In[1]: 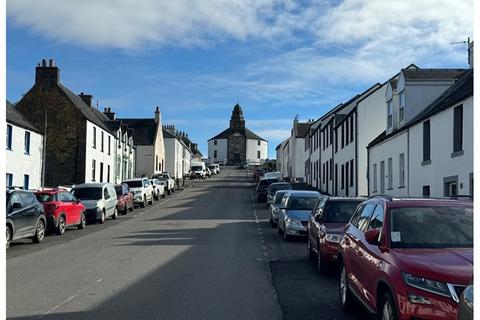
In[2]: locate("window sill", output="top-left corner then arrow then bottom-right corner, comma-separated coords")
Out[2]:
387,188 -> 393,191
398,185 -> 405,189
451,150 -> 464,158
421,160 -> 431,166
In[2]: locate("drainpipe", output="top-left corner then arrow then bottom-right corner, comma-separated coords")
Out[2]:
355,109 -> 359,196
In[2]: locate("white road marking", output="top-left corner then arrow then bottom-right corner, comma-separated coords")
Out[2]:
40,295 -> 77,317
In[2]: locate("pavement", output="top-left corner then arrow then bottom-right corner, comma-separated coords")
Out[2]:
7,168 -> 369,320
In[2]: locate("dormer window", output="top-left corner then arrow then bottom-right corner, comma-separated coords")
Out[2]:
387,100 -> 393,129
399,90 -> 405,123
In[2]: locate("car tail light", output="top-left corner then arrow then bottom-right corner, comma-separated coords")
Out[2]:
46,204 -> 58,211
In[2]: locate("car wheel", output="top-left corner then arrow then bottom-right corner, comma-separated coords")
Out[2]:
56,215 -> 66,235
317,247 -> 328,274
141,196 -> 146,208
277,223 -> 283,234
99,210 -> 106,224
32,219 -> 46,243
283,229 -> 290,241
128,203 -> 134,212
339,262 -> 353,311
379,291 -> 398,320
78,212 -> 86,229
162,193 -> 166,198
307,236 -> 315,260
148,193 -> 153,205
168,189 -> 171,195
112,207 -> 118,219
6,226 -> 11,249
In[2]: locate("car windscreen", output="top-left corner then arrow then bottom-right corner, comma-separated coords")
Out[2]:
390,206 -> 473,248
287,196 -> 319,210
71,188 -> 102,200
36,193 -> 55,202
191,166 -> 203,171
259,179 -> 276,186
322,200 -> 362,223
208,165 -> 215,169
268,183 -> 291,194
124,180 -> 143,188
274,191 -> 287,204
115,186 -> 123,195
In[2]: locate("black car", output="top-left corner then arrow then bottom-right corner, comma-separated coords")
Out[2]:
256,178 -> 280,202
6,189 -> 46,249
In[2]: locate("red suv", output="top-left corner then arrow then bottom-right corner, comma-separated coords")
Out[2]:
115,184 -> 134,215
338,196 -> 473,320
35,189 -> 86,235
307,197 -> 364,273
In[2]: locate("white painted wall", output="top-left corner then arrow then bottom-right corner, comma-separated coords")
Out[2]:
409,96 -> 473,197
6,124 -> 43,189
84,120 -> 116,183
246,139 -> 268,164
208,139 -> 228,164
114,130 -> 135,183
334,124 -> 355,197
135,145 -> 154,177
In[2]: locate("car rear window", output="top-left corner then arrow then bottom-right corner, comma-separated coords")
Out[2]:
36,193 -> 55,202
287,197 -> 319,210
191,166 -> 203,171
124,180 -> 142,188
322,200 -> 362,223
274,191 -> 288,204
71,187 -> 102,200
268,183 -> 292,194
390,206 -> 473,248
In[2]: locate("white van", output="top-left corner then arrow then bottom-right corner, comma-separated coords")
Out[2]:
71,183 -> 118,224
190,162 -> 206,180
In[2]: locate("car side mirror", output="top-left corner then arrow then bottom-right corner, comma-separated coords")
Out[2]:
365,229 -> 381,245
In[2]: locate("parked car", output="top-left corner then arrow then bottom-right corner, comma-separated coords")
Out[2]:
114,183 -> 134,215
277,190 -> 323,241
207,164 -> 219,175
338,196 -> 473,320
152,172 -> 175,194
256,177 -> 280,202
269,190 -> 290,227
149,179 -> 166,200
6,189 -> 46,248
123,178 -> 154,208
253,168 -> 265,182
264,171 -> 283,181
266,182 -> 292,208
205,167 -> 212,178
457,283 -> 473,320
35,188 -> 87,235
190,164 -> 206,180
71,183 -> 118,223
307,197 -> 364,273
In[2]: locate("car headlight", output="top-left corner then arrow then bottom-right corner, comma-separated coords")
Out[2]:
134,190 -> 142,195
325,234 -> 342,243
402,273 -> 451,298
286,218 -> 301,226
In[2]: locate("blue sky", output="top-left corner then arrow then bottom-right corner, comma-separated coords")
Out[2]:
6,0 -> 472,158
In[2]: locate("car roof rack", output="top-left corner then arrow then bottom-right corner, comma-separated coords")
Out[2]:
369,194 -> 393,201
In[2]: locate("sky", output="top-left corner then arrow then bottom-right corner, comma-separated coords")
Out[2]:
6,0 -> 473,158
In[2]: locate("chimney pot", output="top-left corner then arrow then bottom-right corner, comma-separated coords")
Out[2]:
41,59 -> 47,67
49,59 -> 54,67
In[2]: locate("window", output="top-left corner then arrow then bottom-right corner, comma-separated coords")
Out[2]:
368,205 -> 384,231
92,159 -> 96,181
214,150 -> 217,158
24,131 -> 30,154
103,188 -> 110,200
423,120 -> 431,163
387,157 -> 393,189
345,119 -> 349,146
334,164 -> 338,195
93,127 -> 96,148
341,164 -> 345,190
214,140 -> 217,146
257,140 -> 261,146
257,150 -> 261,159
355,203 -> 376,232
101,131 -> 104,152
373,163 -> 378,192
99,162 -> 104,182
350,116 -> 354,142
23,175 -> 29,190
58,192 -> 69,202
444,176 -> 458,197
322,163 -> 325,183
380,161 -> 385,193
399,153 -> 405,187
350,159 -> 354,187
329,159 -> 333,181
399,91 -> 405,123
6,173 -> 13,187
341,123 -> 344,148
108,136 -> 111,155
453,105 -> 463,154
345,161 -> 349,195
107,165 -> 110,183
387,100 -> 393,129
326,160 -> 329,182
6,124 -> 12,150
422,185 -> 430,197
335,129 -> 338,152
156,155 -> 158,171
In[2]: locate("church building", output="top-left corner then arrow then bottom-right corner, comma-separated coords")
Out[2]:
208,104 -> 268,165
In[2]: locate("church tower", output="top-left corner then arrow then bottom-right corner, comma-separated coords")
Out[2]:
230,104 -> 245,131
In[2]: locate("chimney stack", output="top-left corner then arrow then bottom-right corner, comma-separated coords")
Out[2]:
103,107 -> 116,120
35,58 -> 60,89
78,92 -> 93,107
155,106 -> 161,124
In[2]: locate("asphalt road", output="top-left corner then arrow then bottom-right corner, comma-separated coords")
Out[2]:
7,169 -> 369,320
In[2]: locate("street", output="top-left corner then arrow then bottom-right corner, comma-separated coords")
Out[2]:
7,169 -> 367,320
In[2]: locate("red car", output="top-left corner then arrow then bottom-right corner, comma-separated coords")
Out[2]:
35,189 -> 86,235
253,168 -> 265,182
115,184 -> 134,215
307,197 -> 364,273
338,196 -> 473,320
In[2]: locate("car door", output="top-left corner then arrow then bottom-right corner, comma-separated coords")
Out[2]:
108,186 -> 117,213
7,192 -> 29,237
309,199 -> 324,252
65,192 -> 81,225
103,187 -> 112,216
57,191 -> 70,224
18,192 -> 38,236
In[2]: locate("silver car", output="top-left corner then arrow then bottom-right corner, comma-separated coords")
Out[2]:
266,182 -> 292,208
71,183 -> 118,224
269,190 -> 290,227
277,190 -> 324,241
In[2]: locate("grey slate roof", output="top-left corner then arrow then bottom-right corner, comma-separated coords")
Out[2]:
368,69 -> 473,148
209,127 -> 267,141
402,68 -> 466,81
58,84 -> 113,134
6,100 -> 42,134
118,118 -> 157,145
295,123 -> 311,138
